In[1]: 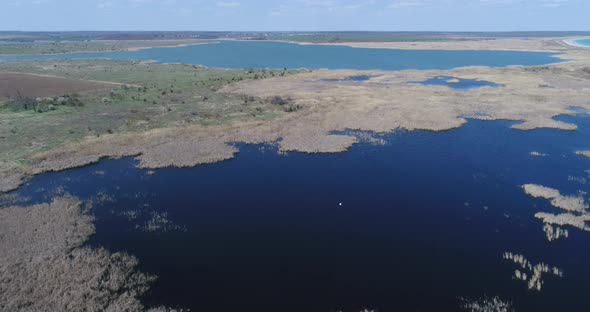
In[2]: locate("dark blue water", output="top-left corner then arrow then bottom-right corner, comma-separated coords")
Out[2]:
0,41 -> 562,70
8,113 -> 590,312
321,75 -> 377,82
415,76 -> 500,90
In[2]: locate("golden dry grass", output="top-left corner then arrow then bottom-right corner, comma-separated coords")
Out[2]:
301,37 -> 583,53
535,212 -> 590,231
461,296 -> 513,312
522,184 -> 588,212
502,252 -> 563,291
0,196 -> 180,312
522,184 -> 590,237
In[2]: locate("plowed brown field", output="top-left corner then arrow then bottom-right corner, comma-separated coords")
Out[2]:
0,72 -> 115,100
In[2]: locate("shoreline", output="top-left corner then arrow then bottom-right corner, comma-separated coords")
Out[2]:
126,40 -> 218,52
266,38 -> 566,53
3,59 -> 590,193
222,38 -> 559,52
0,38 -> 571,70
0,40 -> 214,57
564,38 -> 590,48
0,37 -> 581,59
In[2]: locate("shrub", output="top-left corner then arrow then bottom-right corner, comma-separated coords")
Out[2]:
268,95 -> 289,106
109,89 -> 124,100
65,93 -> 84,107
242,95 -> 257,104
284,104 -> 303,112
4,91 -> 37,111
20,97 -> 38,110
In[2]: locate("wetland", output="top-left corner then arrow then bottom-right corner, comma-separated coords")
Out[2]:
6,115 -> 590,312
2,36 -> 590,312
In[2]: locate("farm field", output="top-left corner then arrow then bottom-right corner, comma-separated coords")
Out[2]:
0,72 -> 118,100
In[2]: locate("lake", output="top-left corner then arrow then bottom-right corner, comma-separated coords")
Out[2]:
574,39 -> 590,48
8,113 -> 590,312
0,40 -> 562,70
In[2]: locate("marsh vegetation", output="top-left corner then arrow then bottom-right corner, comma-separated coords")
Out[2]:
0,196 -> 180,311
461,296 -> 513,312
502,253 -> 563,291
522,184 -> 590,238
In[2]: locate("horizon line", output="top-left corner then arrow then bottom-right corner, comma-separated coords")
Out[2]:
2,30 -> 590,33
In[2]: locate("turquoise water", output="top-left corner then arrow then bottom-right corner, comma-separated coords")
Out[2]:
0,41 -> 562,70
574,39 -> 590,47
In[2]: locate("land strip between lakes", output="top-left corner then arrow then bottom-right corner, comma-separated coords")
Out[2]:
1,41 -> 590,193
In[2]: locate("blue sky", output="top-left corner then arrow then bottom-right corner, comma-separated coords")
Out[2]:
2,0 -> 589,31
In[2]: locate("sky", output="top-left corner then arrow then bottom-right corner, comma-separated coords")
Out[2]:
1,0 -> 589,31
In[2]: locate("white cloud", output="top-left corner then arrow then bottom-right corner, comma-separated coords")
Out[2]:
217,1 -> 240,8
387,0 -> 574,9
388,0 -> 426,8
541,0 -> 568,7
270,0 -> 376,16
97,0 -> 113,9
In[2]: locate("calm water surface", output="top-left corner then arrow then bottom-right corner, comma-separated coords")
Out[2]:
321,75 -> 376,82
574,39 -> 590,47
9,114 -> 590,312
415,76 -> 500,90
0,41 -> 563,70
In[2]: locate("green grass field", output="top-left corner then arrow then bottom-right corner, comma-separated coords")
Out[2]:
0,59 -> 301,173
0,39 -> 207,55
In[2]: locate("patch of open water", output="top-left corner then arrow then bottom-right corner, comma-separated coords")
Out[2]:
320,75 -> 376,82
8,114 -> 590,312
413,76 -> 500,90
